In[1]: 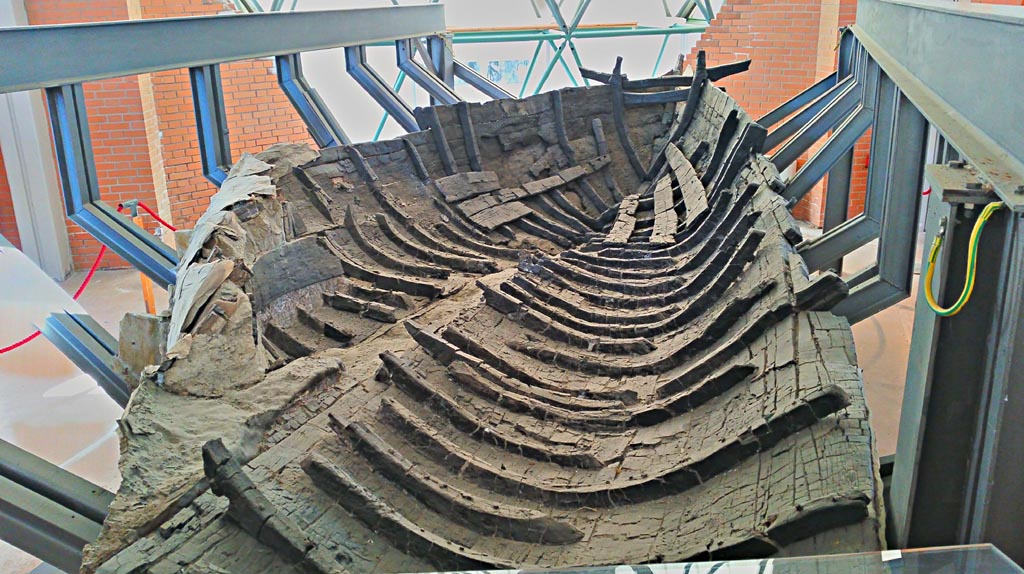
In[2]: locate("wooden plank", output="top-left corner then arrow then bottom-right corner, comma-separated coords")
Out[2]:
604,193 -> 640,243
650,175 -> 677,244
666,142 -> 709,226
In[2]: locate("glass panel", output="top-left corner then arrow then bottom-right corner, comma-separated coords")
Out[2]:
416,544 -> 1022,574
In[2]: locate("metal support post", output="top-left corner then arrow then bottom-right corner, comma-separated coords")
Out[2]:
427,34 -> 455,104
890,194 -> 1024,562
344,45 -> 418,133
39,311 -> 131,408
275,53 -> 349,148
395,38 -> 461,105
770,80 -> 862,171
781,106 -> 872,206
44,84 -> 178,287
0,439 -> 112,573
831,92 -> 927,323
189,64 -> 231,186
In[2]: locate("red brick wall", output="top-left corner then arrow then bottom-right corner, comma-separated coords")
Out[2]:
684,0 -> 824,120
792,0 -> 869,225
25,0 -> 160,270
0,148 -> 20,249
140,0 -> 313,228
682,0 -> 878,228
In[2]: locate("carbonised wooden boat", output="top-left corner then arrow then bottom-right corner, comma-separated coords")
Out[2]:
88,54 -> 882,574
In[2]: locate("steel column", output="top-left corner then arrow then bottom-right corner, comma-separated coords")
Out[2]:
395,38 -> 461,105
770,80 -> 862,171
275,53 -> 349,147
189,64 -> 231,186
890,199 -> 1013,554
427,34 -> 456,104
44,85 -> 178,287
831,92 -> 927,323
344,45 -> 418,133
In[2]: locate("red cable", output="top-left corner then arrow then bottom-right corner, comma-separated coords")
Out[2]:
0,245 -> 108,354
135,201 -> 177,232
0,206 -> 140,355
0,330 -> 41,354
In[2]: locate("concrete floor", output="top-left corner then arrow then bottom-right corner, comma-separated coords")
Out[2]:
0,239 -> 914,572
0,248 -> 166,574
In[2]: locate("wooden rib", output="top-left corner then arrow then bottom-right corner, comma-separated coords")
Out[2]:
321,234 -> 443,298
608,58 -> 647,178
700,109 -> 740,186
374,213 -> 496,274
550,90 -> 577,163
347,146 -> 382,192
377,383 -> 853,507
455,102 -> 483,171
342,206 -> 451,279
591,118 -> 623,202
650,174 -> 678,244
402,136 -> 430,181
301,452 -> 502,569
416,106 -> 458,175
479,280 -> 656,355
333,416 -> 584,544
381,352 -> 607,468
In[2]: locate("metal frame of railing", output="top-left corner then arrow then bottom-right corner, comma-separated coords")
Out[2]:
761,0 -> 1024,562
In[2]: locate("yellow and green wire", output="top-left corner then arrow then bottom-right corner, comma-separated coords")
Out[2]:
924,201 -> 1003,317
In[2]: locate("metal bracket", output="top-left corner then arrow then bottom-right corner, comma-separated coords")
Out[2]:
395,38 -> 461,106
276,53 -> 350,148
44,84 -> 178,288
927,162 -> 1000,206
344,45 -> 418,133
189,64 -> 232,186
38,311 -> 131,408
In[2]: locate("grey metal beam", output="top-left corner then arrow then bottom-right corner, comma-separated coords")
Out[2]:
770,80 -> 862,170
428,34 -> 456,103
344,45 -> 418,133
781,106 -> 871,205
831,274 -> 907,323
0,439 -> 113,526
395,38 -> 461,106
863,71 -> 898,223
875,92 -> 927,291
38,312 -> 131,408
275,53 -> 350,148
764,75 -> 855,152
45,86 -> 178,287
798,214 -> 880,273
853,0 -> 1024,211
189,64 -> 231,186
890,200 -> 1013,554
821,146 -> 856,273
0,475 -> 101,573
962,211 -> 1024,564
0,6 -> 446,93
453,60 -> 515,100
757,72 -> 838,130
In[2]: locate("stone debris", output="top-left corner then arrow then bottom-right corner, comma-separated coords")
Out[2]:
88,53 -> 881,574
